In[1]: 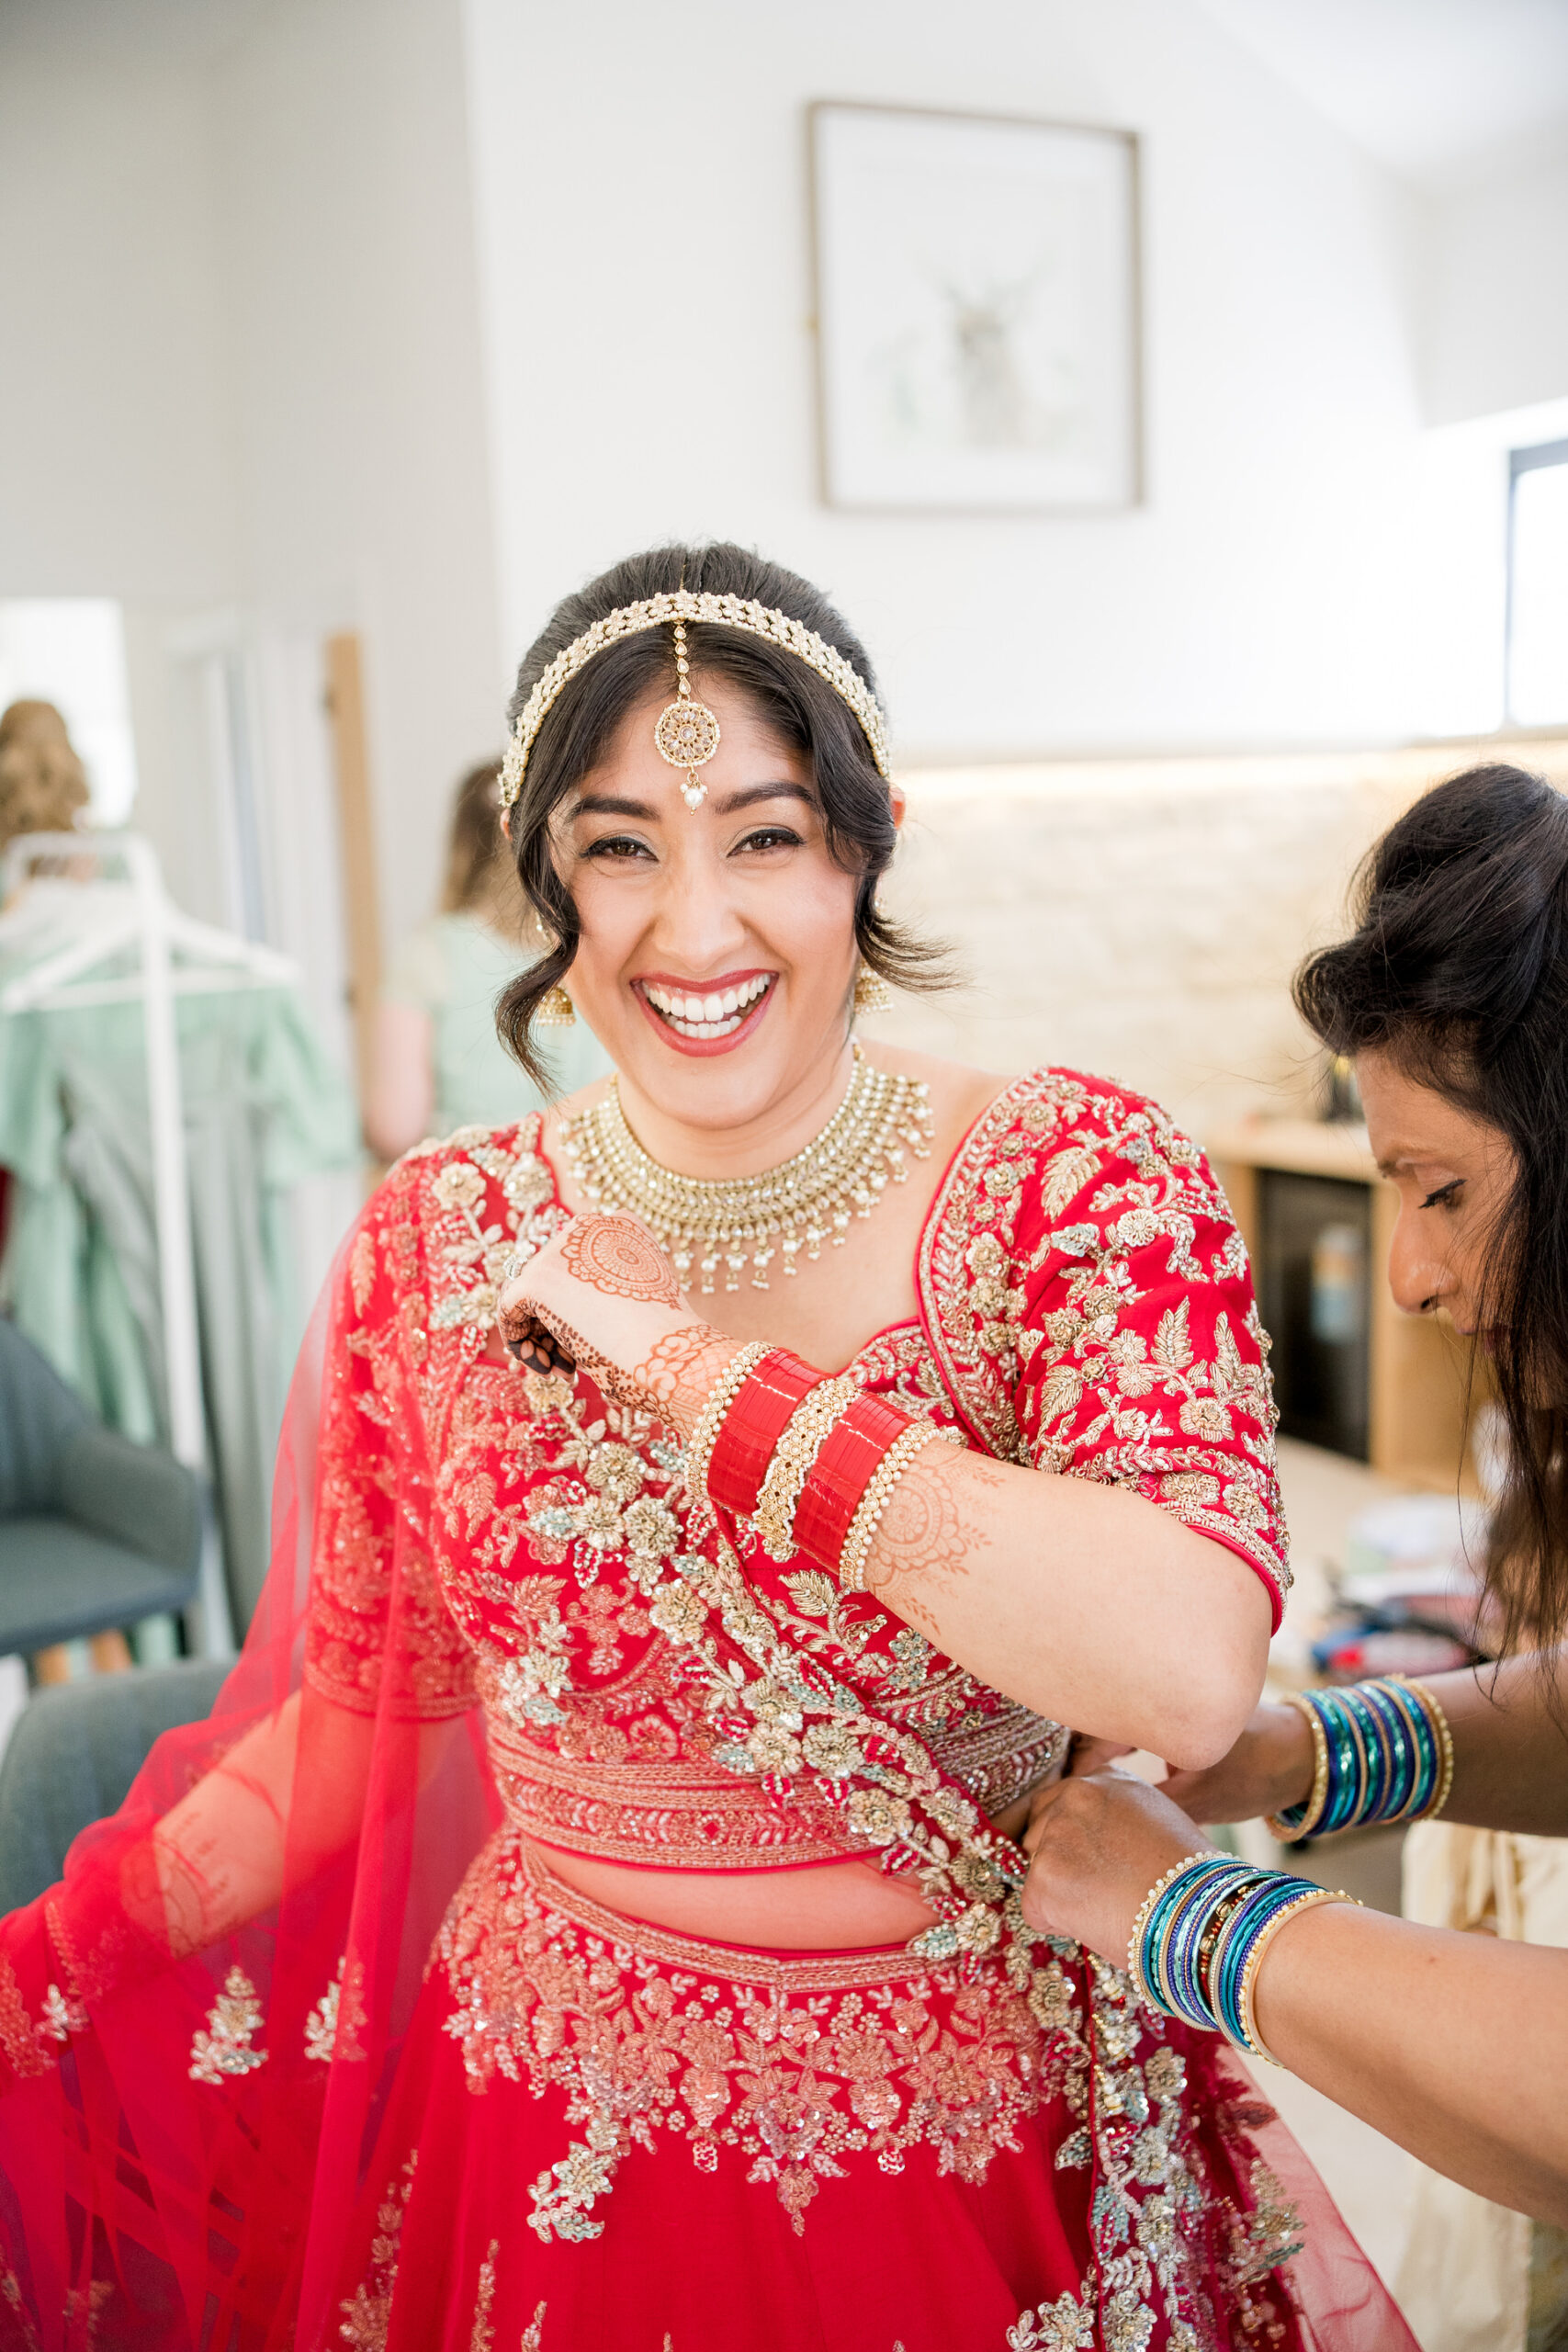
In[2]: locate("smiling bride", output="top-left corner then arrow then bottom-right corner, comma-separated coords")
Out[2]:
0,544 -> 1414,2351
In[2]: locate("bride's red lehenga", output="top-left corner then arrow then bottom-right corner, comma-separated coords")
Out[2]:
0,1069 -> 1415,2351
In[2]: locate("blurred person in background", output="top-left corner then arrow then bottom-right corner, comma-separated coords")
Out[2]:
366,756 -> 609,1158
0,700 -> 88,859
1023,764 -> 1568,2277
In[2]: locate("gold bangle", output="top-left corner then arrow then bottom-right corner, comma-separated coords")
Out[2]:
1236,1887 -> 1359,2066
754,1377 -> 860,1562
1398,1675 -> 1456,1822
1125,1851 -> 1224,2012
836,1419 -> 948,1593
1264,1690 -> 1330,1843
684,1341 -> 773,1512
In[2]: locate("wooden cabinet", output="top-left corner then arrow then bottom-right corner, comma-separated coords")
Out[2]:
1211,1120 -> 1482,1491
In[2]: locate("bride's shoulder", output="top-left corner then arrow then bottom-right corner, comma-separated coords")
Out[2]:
863,1045 -> 1201,1174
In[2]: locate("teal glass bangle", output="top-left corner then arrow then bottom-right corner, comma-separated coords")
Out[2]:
1269,1676 -> 1450,1842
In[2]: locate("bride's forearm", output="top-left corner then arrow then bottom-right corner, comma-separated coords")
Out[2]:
621,1318 -> 1269,1768
858,1447 -> 1271,1769
503,1243 -> 1272,1768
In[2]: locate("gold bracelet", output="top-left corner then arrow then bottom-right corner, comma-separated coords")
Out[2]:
836,1419 -> 948,1593
754,1377 -> 861,1562
1237,1886 -> 1359,2066
1398,1675 -> 1456,1821
684,1342 -> 773,1512
1264,1690 -> 1330,1843
1125,1851 -> 1224,2011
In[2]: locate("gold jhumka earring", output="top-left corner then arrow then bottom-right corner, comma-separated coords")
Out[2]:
852,965 -> 894,1017
652,616 -> 722,811
535,981 -> 576,1026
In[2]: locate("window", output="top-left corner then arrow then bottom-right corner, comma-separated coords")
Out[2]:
1506,439 -> 1568,725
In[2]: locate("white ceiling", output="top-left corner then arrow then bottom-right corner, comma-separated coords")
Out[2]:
1193,0 -> 1568,184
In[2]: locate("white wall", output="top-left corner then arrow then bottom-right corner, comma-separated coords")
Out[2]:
1422,141 -> 1568,427
0,46 -> 236,602
214,0 -> 504,944
463,0 -> 1428,761
874,736 -> 1568,1139
0,0 -> 503,952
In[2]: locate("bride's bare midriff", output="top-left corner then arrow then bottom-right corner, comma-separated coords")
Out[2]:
529,1775 -> 1058,1951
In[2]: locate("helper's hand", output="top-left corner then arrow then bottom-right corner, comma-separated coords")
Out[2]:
1020,1771 -> 1219,1966
496,1214 -> 738,1432
1160,1700 -> 1316,1826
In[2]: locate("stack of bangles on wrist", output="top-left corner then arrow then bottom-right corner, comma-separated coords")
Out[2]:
1128,1855 -> 1359,2066
688,1345 -> 954,1588
1264,1676 -> 1454,1842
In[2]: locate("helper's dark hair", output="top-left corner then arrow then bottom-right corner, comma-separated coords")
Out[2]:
496,543 -> 948,1086
1294,763 -> 1568,1657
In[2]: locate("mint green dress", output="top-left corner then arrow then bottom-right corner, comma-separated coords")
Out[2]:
382,912 -> 610,1133
0,983 -> 358,1629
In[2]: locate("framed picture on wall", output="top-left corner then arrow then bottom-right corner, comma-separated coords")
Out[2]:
809,103 -> 1143,514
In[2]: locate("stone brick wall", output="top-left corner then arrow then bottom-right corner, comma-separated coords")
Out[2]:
869,737 -> 1568,1144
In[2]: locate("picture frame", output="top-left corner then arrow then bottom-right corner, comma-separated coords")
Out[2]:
809,102 -> 1144,514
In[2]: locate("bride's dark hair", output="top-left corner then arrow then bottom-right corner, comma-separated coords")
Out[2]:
495,542 -> 947,1084
1294,762 -> 1568,1656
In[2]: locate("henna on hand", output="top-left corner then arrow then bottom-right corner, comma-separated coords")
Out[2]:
631,1322 -> 740,1435
559,1215 -> 683,1307
498,1295 -> 649,1410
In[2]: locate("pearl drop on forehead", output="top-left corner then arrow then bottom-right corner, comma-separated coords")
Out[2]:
652,617 -> 721,813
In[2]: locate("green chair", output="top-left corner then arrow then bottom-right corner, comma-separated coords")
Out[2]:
0,1658 -> 228,1910
0,1314 -> 202,1654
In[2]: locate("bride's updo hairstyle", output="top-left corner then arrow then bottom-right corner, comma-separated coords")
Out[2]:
1294,763 -> 1568,1654
496,542 -> 946,1085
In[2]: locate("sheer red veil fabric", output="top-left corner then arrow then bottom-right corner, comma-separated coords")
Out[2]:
0,1238 -> 502,2349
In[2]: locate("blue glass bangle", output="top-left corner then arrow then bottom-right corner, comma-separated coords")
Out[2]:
1153,1863 -> 1248,2026
1358,1679 -> 1417,1821
1341,1684 -> 1393,1824
1135,1859 -> 1249,2025
1167,1866 -> 1258,2030
1386,1677 -> 1442,1819
1211,1873 -> 1320,2047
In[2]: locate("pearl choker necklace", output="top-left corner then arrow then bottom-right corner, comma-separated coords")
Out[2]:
559,1048 -> 933,1294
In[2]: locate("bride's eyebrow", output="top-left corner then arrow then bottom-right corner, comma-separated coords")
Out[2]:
571,791 -> 658,820
712,783 -> 817,817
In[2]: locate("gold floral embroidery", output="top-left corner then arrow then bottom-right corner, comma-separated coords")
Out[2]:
521,2303 -> 547,2351
916,1070 -> 1288,1611
340,2151 -> 417,2350
188,1964 -> 266,2085
468,2239 -> 499,2352
1006,2283 -> 1097,2349
438,1837 -> 1077,2240
305,1953 -> 369,2064
0,1956 -> 48,2081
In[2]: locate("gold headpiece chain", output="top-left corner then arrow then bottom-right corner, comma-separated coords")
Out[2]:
499,589 -> 890,813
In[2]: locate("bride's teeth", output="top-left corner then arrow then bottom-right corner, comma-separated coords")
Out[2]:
721,989 -> 738,1016
702,993 -> 725,1022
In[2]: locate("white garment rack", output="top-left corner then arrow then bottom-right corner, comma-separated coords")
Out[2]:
0,831 -> 300,1658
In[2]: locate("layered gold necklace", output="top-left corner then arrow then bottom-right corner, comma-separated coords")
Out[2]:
559,1047 -> 933,1294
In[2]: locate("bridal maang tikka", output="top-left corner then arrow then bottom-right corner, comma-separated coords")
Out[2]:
498,591 -> 891,818
652,616 -> 721,811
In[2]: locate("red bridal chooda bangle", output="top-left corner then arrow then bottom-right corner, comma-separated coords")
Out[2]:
695,1350 -> 949,1588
